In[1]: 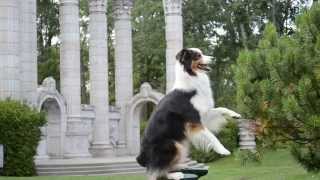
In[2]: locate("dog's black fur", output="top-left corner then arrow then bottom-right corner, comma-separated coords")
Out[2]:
176,48 -> 201,76
136,89 -> 201,171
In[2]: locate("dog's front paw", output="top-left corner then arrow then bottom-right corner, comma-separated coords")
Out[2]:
230,112 -> 241,119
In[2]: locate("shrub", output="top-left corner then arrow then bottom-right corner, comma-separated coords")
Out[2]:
234,3 -> 320,172
0,100 -> 46,176
291,143 -> 320,172
190,120 -> 239,163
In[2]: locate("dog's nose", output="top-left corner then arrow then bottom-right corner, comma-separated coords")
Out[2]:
203,55 -> 213,64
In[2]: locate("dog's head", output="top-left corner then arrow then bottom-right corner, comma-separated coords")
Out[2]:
176,48 -> 212,76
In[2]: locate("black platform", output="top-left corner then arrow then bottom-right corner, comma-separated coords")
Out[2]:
168,167 -> 209,180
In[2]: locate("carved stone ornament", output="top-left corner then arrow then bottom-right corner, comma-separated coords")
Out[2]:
89,0 -> 106,13
163,0 -> 182,15
113,0 -> 133,18
41,77 -> 56,92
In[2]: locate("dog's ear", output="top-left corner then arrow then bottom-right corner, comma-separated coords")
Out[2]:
176,48 -> 188,61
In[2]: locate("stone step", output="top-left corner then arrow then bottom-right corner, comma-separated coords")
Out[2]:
37,163 -> 141,171
88,171 -> 146,176
36,158 -> 206,176
36,157 -> 146,176
37,166 -> 145,176
37,160 -> 138,168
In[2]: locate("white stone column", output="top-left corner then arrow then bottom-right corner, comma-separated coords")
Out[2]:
0,0 -> 21,100
20,0 -> 38,105
163,0 -> 183,92
88,0 -> 113,157
114,0 -> 133,154
60,0 -> 91,158
238,119 -> 256,150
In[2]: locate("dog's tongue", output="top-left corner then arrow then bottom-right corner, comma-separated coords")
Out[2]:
198,64 -> 210,72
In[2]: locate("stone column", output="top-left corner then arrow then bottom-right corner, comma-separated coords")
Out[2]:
20,0 -> 38,105
60,0 -> 91,158
113,0 -> 133,154
0,0 -> 21,100
163,0 -> 183,92
89,0 -> 113,157
238,119 -> 256,150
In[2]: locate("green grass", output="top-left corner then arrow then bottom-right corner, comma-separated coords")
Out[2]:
0,150 -> 319,180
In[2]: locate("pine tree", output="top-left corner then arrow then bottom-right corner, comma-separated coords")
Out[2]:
234,3 -> 320,172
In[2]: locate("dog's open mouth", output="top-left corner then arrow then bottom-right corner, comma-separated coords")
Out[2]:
197,63 -> 210,72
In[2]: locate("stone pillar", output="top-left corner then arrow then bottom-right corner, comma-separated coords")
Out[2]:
88,0 -> 113,157
0,0 -> 21,100
60,0 -> 91,158
20,0 -> 38,105
238,119 -> 256,150
163,0 -> 183,92
113,0 -> 133,154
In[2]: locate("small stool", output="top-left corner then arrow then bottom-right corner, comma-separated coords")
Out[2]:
168,167 -> 208,180
166,173 -> 198,180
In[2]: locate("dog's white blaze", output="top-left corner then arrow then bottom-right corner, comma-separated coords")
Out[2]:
173,62 -> 214,115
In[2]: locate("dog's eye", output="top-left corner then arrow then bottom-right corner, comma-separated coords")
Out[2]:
194,53 -> 201,60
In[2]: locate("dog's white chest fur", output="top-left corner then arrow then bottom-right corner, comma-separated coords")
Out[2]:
172,63 -> 214,115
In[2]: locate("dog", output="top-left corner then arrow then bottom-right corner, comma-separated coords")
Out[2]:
136,48 -> 241,180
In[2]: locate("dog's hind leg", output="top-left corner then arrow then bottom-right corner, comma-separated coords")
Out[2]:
167,172 -> 185,180
186,123 -> 230,155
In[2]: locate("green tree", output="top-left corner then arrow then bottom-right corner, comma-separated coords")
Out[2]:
183,0 -> 308,108
234,3 -> 320,172
132,0 -> 166,93
37,0 -> 60,85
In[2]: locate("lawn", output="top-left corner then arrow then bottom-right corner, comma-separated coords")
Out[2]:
0,149 -> 319,180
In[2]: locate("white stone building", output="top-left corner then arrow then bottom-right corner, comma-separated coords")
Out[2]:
0,0 -> 255,175
0,0 -> 184,160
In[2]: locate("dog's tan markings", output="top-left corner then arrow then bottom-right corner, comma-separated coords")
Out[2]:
185,122 -> 204,135
170,142 -> 183,167
191,56 -> 205,73
169,141 -> 189,171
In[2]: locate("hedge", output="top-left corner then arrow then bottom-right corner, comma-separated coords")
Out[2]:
0,100 -> 46,176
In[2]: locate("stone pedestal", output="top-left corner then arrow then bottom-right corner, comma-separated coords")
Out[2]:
163,0 -> 183,92
113,0 -> 134,155
88,0 -> 113,157
0,0 -> 21,100
238,119 -> 256,150
60,0 -> 91,158
35,127 -> 49,160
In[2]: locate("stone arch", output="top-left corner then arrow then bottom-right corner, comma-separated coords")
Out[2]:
36,77 -> 67,159
124,83 -> 164,155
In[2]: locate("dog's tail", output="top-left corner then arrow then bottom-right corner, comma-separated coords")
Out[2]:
136,151 -> 148,167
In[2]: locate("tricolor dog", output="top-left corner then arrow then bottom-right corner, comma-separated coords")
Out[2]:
137,48 -> 241,180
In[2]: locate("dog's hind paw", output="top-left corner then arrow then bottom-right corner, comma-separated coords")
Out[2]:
211,144 -> 231,155
167,172 -> 184,180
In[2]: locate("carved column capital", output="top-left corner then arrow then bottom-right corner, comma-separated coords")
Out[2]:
163,0 -> 182,16
60,0 -> 79,6
89,0 -> 106,14
113,0 -> 133,19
